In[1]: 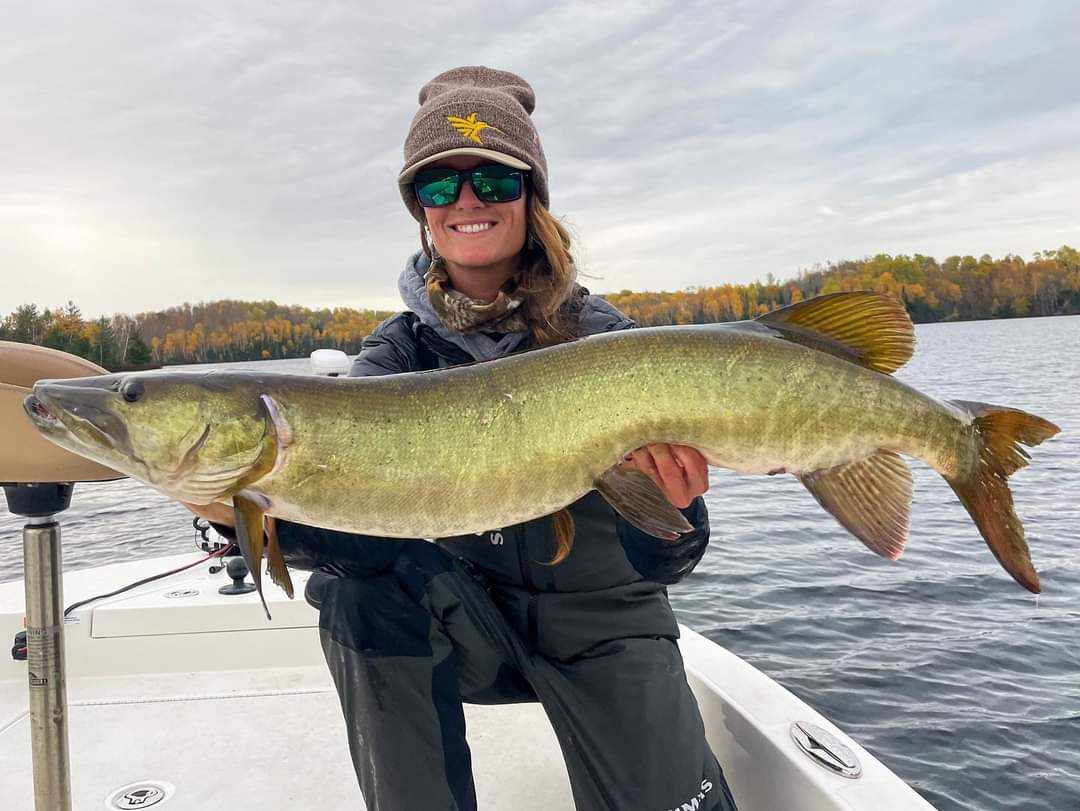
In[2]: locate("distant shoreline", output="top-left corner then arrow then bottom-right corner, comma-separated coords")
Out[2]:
4,246 -> 1078,371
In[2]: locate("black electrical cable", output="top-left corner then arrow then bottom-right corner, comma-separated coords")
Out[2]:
62,544 -> 235,618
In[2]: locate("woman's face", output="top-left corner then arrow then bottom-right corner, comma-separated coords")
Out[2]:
424,155 -> 528,280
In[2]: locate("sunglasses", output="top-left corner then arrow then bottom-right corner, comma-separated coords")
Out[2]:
413,163 -> 527,207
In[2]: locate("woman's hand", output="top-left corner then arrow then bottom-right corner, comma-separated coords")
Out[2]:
619,443 -> 709,509
182,500 -> 235,528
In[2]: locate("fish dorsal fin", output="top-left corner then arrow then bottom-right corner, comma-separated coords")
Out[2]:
595,465 -> 693,540
756,291 -> 914,374
799,450 -> 913,560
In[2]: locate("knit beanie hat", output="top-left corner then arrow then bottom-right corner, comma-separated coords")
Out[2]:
398,66 -> 549,223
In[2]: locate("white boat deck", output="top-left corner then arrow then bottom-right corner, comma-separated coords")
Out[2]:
0,553 -> 936,810
0,667 -> 573,808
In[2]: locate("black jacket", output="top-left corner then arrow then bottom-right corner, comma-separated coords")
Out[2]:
275,297 -> 711,659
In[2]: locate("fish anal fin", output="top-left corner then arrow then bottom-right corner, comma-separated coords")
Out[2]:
799,450 -> 913,560
756,291 -> 915,374
265,516 -> 295,599
595,465 -> 693,541
233,490 -> 272,620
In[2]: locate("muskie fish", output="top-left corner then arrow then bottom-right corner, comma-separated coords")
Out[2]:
23,292 -> 1059,617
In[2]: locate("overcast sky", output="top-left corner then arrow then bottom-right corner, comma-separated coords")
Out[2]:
3,1 -> 1078,317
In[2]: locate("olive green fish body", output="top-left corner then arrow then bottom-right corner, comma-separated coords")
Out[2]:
25,291 -> 1059,603
253,326 -> 961,536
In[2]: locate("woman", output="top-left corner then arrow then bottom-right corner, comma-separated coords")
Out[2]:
196,66 -> 738,811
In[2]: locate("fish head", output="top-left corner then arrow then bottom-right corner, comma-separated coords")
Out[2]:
24,371 -> 274,503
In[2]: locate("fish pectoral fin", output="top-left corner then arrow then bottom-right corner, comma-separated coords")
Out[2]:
799,450 -> 913,560
755,291 -> 915,374
265,516 -> 295,599
595,465 -> 694,541
233,490 -> 272,620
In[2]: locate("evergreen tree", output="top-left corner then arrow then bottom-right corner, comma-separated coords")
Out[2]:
87,316 -> 118,369
12,304 -> 43,343
127,329 -> 152,367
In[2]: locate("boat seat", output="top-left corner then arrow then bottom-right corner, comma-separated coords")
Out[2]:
0,341 -> 123,484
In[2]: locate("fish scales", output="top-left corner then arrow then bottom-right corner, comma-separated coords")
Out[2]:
249,326 -> 956,537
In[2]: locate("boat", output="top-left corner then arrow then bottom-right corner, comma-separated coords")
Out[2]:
0,341 -> 936,809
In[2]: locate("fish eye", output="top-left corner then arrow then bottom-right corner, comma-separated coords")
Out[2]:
120,379 -> 145,403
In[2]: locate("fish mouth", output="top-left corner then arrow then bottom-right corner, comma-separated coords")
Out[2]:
29,380 -> 135,458
24,394 -> 62,431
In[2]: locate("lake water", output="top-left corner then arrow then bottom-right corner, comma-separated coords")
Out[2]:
2,316 -> 1078,810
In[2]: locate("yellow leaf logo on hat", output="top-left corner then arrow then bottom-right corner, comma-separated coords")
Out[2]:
447,112 -> 501,144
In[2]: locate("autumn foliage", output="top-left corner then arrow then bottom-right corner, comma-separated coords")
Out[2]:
603,247 -> 1080,326
3,247 -> 1078,371
133,301 -> 395,366
1,300 -> 394,371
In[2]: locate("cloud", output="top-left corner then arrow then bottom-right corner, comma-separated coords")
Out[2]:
1,1 -> 1077,316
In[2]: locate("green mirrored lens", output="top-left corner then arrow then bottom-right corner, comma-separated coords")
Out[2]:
470,165 -> 522,202
414,164 -> 524,207
415,171 -> 462,207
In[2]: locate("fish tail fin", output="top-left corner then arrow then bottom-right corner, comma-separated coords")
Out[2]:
945,400 -> 1059,593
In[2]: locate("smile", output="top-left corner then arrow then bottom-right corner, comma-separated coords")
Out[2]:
450,222 -> 495,234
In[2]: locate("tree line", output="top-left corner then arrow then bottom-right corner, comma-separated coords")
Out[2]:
604,246 -> 1080,326
0,302 -> 156,371
0,300 -> 394,371
3,247 -> 1077,371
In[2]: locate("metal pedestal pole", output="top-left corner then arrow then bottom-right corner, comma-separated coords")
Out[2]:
5,482 -> 75,811
23,516 -> 72,811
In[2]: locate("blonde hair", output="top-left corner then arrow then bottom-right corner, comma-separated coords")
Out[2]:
517,194 -> 580,346
420,191 -> 581,563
